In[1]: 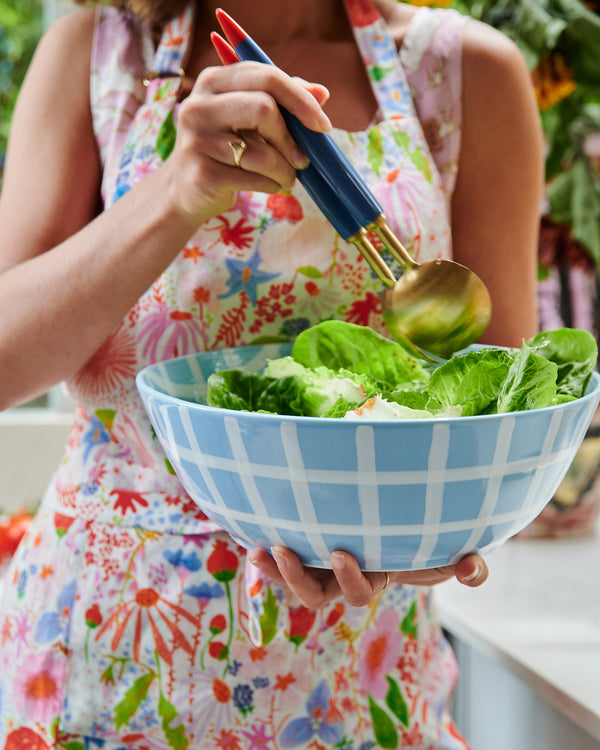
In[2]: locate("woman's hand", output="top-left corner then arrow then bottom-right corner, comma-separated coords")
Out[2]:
165,61 -> 331,225
248,546 -> 488,610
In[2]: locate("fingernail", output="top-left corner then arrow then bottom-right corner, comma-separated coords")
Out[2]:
331,551 -> 347,570
271,546 -> 287,570
318,110 -> 332,131
292,148 -> 310,170
462,563 -> 482,583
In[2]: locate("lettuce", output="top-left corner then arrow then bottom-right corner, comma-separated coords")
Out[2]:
291,320 -> 430,389
205,323 -> 597,419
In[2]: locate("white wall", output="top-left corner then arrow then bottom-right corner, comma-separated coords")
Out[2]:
0,410 -> 72,511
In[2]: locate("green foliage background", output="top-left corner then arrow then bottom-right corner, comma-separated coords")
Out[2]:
0,0 -> 43,161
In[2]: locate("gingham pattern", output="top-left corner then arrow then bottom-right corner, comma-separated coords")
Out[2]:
137,346 -> 600,570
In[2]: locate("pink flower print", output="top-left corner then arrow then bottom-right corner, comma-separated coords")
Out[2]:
139,303 -> 206,363
13,650 -> 65,724
357,608 -> 401,699
72,325 -> 137,397
241,723 -> 276,750
231,191 -> 262,222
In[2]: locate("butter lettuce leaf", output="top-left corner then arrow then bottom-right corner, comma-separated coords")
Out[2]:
291,320 -> 430,389
427,348 -> 514,417
206,370 -> 304,415
495,344 -> 558,413
526,328 -> 598,399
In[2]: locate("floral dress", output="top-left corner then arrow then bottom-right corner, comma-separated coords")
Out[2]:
0,2 -> 472,749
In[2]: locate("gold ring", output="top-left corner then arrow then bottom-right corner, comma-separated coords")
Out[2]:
382,571 -> 390,591
229,138 -> 247,168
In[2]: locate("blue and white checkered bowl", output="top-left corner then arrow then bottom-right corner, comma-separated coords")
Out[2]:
137,344 -> 600,571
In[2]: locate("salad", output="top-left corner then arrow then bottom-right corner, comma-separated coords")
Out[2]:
206,320 -> 598,419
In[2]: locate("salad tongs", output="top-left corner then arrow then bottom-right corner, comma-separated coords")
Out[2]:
213,9 -> 492,359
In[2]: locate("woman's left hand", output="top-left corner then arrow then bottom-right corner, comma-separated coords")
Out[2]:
248,546 -> 488,610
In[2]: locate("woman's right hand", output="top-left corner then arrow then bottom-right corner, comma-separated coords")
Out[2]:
164,61 -> 332,225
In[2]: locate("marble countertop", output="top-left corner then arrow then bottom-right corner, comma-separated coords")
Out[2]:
436,529 -> 600,740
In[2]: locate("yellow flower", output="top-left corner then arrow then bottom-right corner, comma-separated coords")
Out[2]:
532,55 -> 577,110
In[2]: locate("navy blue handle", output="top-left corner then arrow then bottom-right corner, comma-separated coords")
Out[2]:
297,163 -> 364,240
235,36 -> 383,231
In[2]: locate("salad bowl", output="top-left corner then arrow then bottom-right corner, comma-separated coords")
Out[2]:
136,342 -> 600,571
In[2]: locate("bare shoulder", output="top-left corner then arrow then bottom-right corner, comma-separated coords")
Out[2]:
28,8 -> 96,85
373,0 -> 419,44
462,18 -> 532,102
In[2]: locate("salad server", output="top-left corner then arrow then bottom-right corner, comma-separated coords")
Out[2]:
213,9 -> 492,359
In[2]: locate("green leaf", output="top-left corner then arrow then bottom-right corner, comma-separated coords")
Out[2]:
158,692 -> 189,750
428,348 -> 514,416
400,600 -> 418,639
369,64 -> 394,83
259,586 -> 280,646
527,327 -> 598,398
392,131 -> 432,183
385,676 -> 410,728
114,673 -> 155,729
297,265 -> 324,279
367,126 -> 384,177
368,695 -> 398,748
291,320 -> 429,390
495,345 -> 558,414
59,744 -> 85,750
570,158 -> 600,266
157,110 -> 177,161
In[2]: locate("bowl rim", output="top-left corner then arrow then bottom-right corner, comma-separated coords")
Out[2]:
136,347 -> 600,426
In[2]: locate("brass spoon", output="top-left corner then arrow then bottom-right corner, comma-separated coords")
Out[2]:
351,217 -> 492,360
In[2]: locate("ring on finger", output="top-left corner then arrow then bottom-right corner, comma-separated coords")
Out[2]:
382,571 -> 390,591
229,136 -> 247,168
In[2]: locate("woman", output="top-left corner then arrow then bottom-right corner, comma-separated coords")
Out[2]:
0,0 -> 543,747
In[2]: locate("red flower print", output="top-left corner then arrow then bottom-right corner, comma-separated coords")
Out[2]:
213,678 -> 231,703
53,512 -> 75,538
208,640 -> 228,660
194,285 -> 210,305
4,728 -> 49,750
210,614 -> 227,635
214,215 -> 254,250
266,192 -> 304,221
325,602 -> 345,629
72,325 -> 137,397
345,292 -> 381,327
214,728 -> 242,750
206,539 -> 239,583
95,587 -> 198,667
110,488 -> 149,516
305,280 -> 320,297
85,603 -> 103,629
0,512 -> 33,562
275,672 -> 296,691
183,245 -> 204,263
287,606 -> 317,648
345,0 -> 380,27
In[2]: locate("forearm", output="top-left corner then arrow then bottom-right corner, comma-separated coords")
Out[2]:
0,165 -> 199,410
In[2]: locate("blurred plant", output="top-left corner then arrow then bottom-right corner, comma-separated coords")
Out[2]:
447,0 -> 600,271
0,0 -> 43,174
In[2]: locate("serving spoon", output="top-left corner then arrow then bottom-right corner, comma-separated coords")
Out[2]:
214,10 -> 492,360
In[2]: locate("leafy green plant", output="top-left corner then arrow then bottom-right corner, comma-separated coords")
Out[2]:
0,0 -> 43,167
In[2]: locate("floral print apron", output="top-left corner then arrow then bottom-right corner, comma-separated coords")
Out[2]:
0,2 -> 471,748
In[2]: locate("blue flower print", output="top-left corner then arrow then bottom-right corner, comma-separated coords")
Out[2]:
34,580 -> 76,643
280,679 -> 342,747
81,415 -> 111,465
218,248 -> 280,304
183,582 -> 224,600
163,548 -> 201,572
